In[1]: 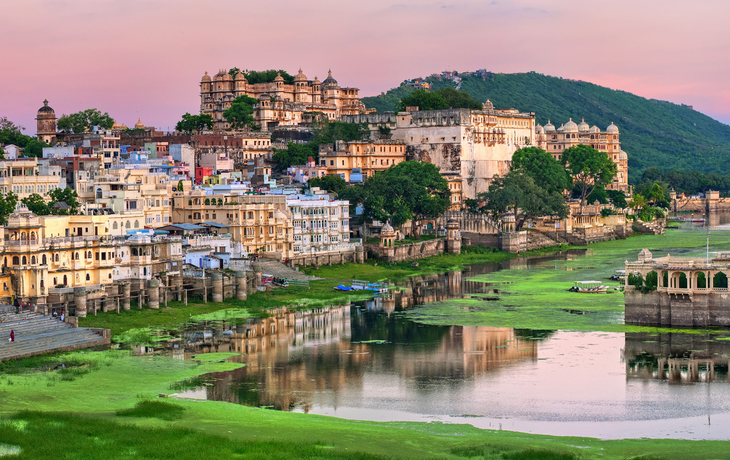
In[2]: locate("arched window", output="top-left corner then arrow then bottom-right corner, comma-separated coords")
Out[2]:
40,280 -> 44,288
3,257 -> 6,267
63,275 -> 68,285
96,188 -> 103,199
75,274 -> 80,284
108,273 -> 112,279
21,232 -> 26,240
12,256 -> 19,265
75,252 -> 79,260
86,274 -> 91,281
714,272 -> 728,289
679,273 -> 688,289
22,256 -> 27,265
189,199 -> 193,205
134,220 -> 139,228
113,222 -> 118,230
126,221 -> 131,229
132,248 -> 138,256
31,256 -> 36,265
55,253 -> 59,262
54,277 -> 57,286
205,199 -> 210,205
42,254 -> 47,265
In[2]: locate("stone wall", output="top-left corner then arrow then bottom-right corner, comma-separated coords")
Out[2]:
625,287 -> 730,327
367,238 -> 447,263
290,250 -> 362,268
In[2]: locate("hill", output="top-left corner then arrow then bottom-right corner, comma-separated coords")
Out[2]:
361,72 -> 730,175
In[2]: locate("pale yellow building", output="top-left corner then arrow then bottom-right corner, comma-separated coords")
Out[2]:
535,119 -> 628,193
172,191 -> 294,259
0,159 -> 65,199
318,140 -> 407,181
200,69 -> 366,131
1,206 -> 183,307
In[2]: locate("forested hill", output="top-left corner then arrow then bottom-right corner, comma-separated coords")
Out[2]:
361,72 -> 730,175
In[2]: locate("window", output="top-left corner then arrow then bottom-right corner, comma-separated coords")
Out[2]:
22,256 -> 27,265
42,254 -> 47,265
86,274 -> 91,281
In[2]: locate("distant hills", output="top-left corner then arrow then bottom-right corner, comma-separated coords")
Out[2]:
361,72 -> 730,175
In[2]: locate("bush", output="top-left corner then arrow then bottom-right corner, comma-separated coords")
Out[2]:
116,400 -> 185,421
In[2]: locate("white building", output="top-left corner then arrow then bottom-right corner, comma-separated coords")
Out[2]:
286,193 -> 356,259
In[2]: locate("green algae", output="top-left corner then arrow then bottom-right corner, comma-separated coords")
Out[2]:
406,228 -> 730,335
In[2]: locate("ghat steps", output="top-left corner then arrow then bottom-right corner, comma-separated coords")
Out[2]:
0,308 -> 109,362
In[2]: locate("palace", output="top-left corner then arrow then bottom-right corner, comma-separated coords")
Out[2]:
200,69 -> 366,131
535,118 -> 629,193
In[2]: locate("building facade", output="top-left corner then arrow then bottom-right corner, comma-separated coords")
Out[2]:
318,140 -> 407,182
535,118 -> 628,192
36,100 -> 57,145
200,69 -> 365,131
0,158 -> 65,199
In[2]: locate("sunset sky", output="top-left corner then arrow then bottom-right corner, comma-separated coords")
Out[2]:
2,0 -> 728,134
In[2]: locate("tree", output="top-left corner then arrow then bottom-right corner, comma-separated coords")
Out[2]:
48,188 -> 80,215
272,142 -> 318,171
606,190 -> 628,208
628,194 -> 647,214
436,88 -> 482,110
477,171 -> 569,230
22,138 -> 49,157
398,90 -> 448,111
307,175 -> 347,194
21,193 -> 50,215
242,69 -> 295,85
0,191 -> 18,225
510,147 -> 570,195
342,161 -> 450,235
57,109 -> 114,133
311,119 -> 370,144
177,180 -> 184,192
223,96 -> 258,130
561,144 -> 617,206
1,116 -> 47,153
646,183 -> 670,208
175,113 -> 213,134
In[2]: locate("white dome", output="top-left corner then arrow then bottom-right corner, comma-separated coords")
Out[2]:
606,122 -> 619,134
578,118 -> 589,132
619,150 -> 628,160
563,118 -> 579,133
543,120 -> 555,132
589,125 -> 601,133
535,124 -> 544,134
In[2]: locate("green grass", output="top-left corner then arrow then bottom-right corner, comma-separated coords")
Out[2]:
303,245 -> 573,283
117,400 -> 186,421
0,411 -> 389,460
405,227 -> 730,336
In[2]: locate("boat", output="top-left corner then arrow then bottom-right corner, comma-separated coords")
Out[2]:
350,280 -> 389,293
609,269 -> 625,281
568,281 -> 608,293
334,285 -> 353,291
673,216 -> 706,223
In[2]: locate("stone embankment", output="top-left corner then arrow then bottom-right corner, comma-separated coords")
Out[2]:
0,306 -> 109,362
252,260 -> 321,281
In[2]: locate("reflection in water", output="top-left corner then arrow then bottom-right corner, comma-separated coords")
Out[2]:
625,333 -> 730,383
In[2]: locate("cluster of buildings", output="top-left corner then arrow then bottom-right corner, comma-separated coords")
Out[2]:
0,69 -> 635,311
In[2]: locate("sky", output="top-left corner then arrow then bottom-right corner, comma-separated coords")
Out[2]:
2,0 -> 729,134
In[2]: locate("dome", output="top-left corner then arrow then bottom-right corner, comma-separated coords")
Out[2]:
294,68 -> 307,81
274,72 -> 284,82
544,120 -> 555,132
112,121 -> 121,129
258,93 -> 270,101
578,118 -> 589,132
214,70 -> 226,81
606,122 -> 619,134
381,223 -> 395,235
322,69 -> 338,86
557,124 -> 565,132
201,72 -> 211,82
134,119 -> 144,129
589,125 -> 600,133
535,124 -> 544,134
563,118 -> 579,133
37,99 -> 55,115
619,150 -> 628,160
313,76 -> 321,85
234,71 -> 247,81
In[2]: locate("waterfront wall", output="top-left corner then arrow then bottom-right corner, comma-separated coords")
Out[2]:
672,197 -> 730,213
367,238 -> 448,263
625,287 -> 730,327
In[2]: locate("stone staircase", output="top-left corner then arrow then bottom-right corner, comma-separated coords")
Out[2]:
252,259 -> 321,282
0,307 -> 110,362
633,219 -> 666,235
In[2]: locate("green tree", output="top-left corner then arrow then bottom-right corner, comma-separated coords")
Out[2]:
228,67 -> 241,78
22,138 -> 49,157
242,69 -> 295,85
307,175 -> 347,194
0,191 -> 18,225
21,193 -> 50,215
398,90 -> 448,111
646,183 -> 670,208
311,120 -> 370,144
272,142 -> 318,171
175,113 -> 214,134
477,171 -> 569,229
223,96 -> 258,130
48,188 -> 80,215
436,87 -> 482,110
606,190 -> 628,208
628,194 -> 647,214
1,116 -> 48,152
510,147 -> 570,195
177,180 -> 184,192
342,161 -> 450,234
57,109 -> 114,133
561,144 -> 617,206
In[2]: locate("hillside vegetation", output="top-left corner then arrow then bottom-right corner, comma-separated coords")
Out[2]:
361,72 -> 730,175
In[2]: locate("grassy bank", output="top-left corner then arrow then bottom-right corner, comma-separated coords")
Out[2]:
303,245 -> 573,283
1,351 -> 728,459
79,280 -> 371,336
404,227 -> 730,334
